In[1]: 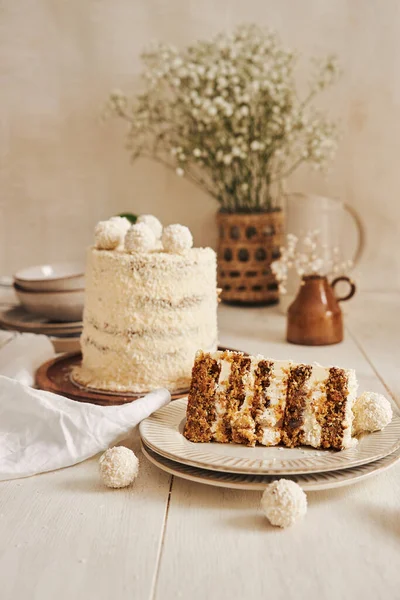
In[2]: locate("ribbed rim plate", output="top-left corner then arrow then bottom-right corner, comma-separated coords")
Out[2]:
142,442 -> 400,491
139,397 -> 400,475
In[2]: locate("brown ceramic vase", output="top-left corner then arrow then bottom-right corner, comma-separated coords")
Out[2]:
286,275 -> 356,346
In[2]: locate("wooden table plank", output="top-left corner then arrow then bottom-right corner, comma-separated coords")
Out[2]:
0,431 -> 171,600
154,302 -> 400,600
346,292 -> 400,407
154,466 -> 400,600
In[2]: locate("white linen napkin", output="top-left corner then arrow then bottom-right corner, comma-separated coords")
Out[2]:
0,330 -> 55,386
0,332 -> 171,481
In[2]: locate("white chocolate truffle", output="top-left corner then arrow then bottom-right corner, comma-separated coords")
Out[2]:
162,224 -> 193,254
99,446 -> 139,488
95,219 -> 129,250
137,214 -> 163,239
261,479 -> 307,528
125,222 -> 157,253
353,391 -> 393,435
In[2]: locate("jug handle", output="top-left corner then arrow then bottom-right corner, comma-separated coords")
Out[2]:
331,276 -> 356,302
343,203 -> 365,266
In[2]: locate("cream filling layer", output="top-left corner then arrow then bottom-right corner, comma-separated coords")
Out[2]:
300,366 -> 325,448
211,358 -> 232,438
257,361 -> 292,446
342,368 -> 358,448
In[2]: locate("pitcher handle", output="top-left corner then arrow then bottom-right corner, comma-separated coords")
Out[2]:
342,203 -> 365,266
331,276 -> 356,302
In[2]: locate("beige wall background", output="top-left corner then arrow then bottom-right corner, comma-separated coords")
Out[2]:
0,0 -> 399,290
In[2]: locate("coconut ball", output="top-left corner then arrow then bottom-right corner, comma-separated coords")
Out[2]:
95,219 -> 129,250
99,446 -> 139,489
137,214 -> 163,239
125,222 -> 157,253
353,391 -> 393,435
162,224 -> 193,254
261,479 -> 307,528
109,216 -> 131,234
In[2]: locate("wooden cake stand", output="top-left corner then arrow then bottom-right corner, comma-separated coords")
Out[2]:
35,353 -> 191,405
35,347 -> 238,406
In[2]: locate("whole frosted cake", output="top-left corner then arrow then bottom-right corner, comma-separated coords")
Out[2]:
73,215 -> 218,393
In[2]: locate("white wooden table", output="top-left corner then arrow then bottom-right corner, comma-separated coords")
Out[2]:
0,293 -> 399,600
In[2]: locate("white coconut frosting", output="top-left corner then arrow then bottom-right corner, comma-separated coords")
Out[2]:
353,391 -> 393,435
261,480 -> 307,528
99,446 -> 139,488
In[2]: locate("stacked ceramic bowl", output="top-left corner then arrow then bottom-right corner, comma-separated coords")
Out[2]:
13,262 -> 85,323
0,262 -> 85,353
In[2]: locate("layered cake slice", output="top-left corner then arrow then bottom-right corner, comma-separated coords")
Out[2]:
183,350 -> 358,450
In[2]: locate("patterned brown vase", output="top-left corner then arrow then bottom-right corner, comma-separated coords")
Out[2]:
217,210 -> 284,305
286,275 -> 356,345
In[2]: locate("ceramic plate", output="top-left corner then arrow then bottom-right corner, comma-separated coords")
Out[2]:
142,442 -> 400,491
0,306 -> 82,334
139,397 -> 400,475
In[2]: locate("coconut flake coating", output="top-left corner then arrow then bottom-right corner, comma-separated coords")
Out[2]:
99,446 -> 139,488
125,222 -> 157,253
74,246 -> 218,393
162,224 -> 193,254
353,391 -> 393,435
137,214 -> 163,239
95,219 -> 129,250
261,479 -> 307,528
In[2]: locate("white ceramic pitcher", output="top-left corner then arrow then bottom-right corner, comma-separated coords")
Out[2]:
280,193 -> 365,313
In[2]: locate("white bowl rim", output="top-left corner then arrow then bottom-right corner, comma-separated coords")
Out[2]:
14,283 -> 85,295
14,261 -> 84,283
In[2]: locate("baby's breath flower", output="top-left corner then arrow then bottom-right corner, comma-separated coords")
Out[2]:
273,231 -> 352,286
108,24 -> 339,212
250,140 -> 262,151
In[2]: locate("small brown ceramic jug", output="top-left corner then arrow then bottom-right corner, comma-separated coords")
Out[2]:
286,275 -> 356,346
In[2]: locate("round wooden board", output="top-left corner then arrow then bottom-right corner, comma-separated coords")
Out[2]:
35,353 -> 190,405
35,346 -> 241,406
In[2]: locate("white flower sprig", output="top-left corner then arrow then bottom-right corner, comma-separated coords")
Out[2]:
106,24 -> 339,213
271,231 -> 352,293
